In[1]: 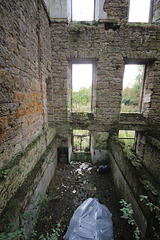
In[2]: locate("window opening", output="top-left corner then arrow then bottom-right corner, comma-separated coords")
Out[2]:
121,64 -> 145,113
72,0 -> 95,21
128,0 -> 151,22
73,130 -> 90,152
119,130 -> 135,149
72,64 -> 92,112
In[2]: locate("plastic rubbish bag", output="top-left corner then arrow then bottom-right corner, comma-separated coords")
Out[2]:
64,198 -> 113,240
97,164 -> 111,174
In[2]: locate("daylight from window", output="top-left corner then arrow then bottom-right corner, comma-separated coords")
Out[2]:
119,130 -> 135,148
73,130 -> 90,152
72,0 -> 94,21
121,64 -> 144,113
129,0 -> 151,22
72,64 -> 92,112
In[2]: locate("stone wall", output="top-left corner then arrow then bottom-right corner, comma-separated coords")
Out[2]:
108,136 -> 160,239
91,132 -> 109,163
0,0 -> 50,168
152,0 -> 160,22
143,136 -> 160,184
103,0 -> 160,24
103,0 -> 129,21
51,21 -> 160,128
0,0 -> 56,218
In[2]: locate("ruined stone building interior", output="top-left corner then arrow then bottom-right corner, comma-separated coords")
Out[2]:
0,0 -> 160,239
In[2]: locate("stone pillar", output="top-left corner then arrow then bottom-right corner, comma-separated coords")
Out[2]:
152,0 -> 160,23
91,132 -> 109,164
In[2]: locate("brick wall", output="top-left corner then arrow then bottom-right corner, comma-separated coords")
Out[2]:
152,0 -> 160,22
143,136 -> 160,184
0,0 -> 55,214
103,0 -> 129,21
51,21 -> 160,129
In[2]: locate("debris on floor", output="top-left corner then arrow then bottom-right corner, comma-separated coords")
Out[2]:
75,162 -> 93,175
97,164 -> 111,174
33,161 -> 135,240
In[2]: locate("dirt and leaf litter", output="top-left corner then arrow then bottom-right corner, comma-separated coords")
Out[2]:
33,161 -> 135,240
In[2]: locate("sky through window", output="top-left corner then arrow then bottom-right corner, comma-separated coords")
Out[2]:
128,0 -> 151,22
72,0 -> 94,21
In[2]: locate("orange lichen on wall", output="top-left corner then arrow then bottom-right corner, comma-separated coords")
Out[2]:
0,90 -> 44,144
0,117 -> 8,133
16,109 -> 29,118
15,101 -> 43,118
15,92 -> 25,102
35,102 -> 43,114
36,92 -> 41,100
14,91 -> 43,118
30,91 -> 36,102
0,117 -> 8,144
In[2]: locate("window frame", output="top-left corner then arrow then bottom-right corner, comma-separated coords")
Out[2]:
118,130 -> 136,149
72,129 -> 91,152
121,63 -> 146,114
70,60 -> 96,113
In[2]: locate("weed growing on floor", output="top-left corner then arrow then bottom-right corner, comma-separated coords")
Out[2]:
38,223 -> 61,240
0,228 -> 26,240
140,195 -> 160,222
140,195 -> 160,239
0,169 -> 10,180
120,199 -> 140,239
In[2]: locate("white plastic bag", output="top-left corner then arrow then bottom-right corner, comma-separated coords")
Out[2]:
64,198 -> 113,240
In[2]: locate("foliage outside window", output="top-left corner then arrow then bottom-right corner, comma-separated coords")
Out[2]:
72,87 -> 91,112
121,65 -> 144,113
73,130 -> 90,152
72,64 -> 92,113
119,130 -> 135,148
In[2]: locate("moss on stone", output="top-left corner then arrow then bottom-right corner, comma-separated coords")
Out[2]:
71,152 -> 91,162
0,136 -> 57,232
0,133 -> 44,179
67,22 -> 98,33
148,136 -> 160,150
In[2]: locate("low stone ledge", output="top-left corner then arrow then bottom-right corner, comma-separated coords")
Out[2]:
147,136 -> 160,150
0,137 -> 57,234
0,133 -> 46,215
108,136 -> 160,239
70,112 -> 95,128
120,112 -> 146,122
